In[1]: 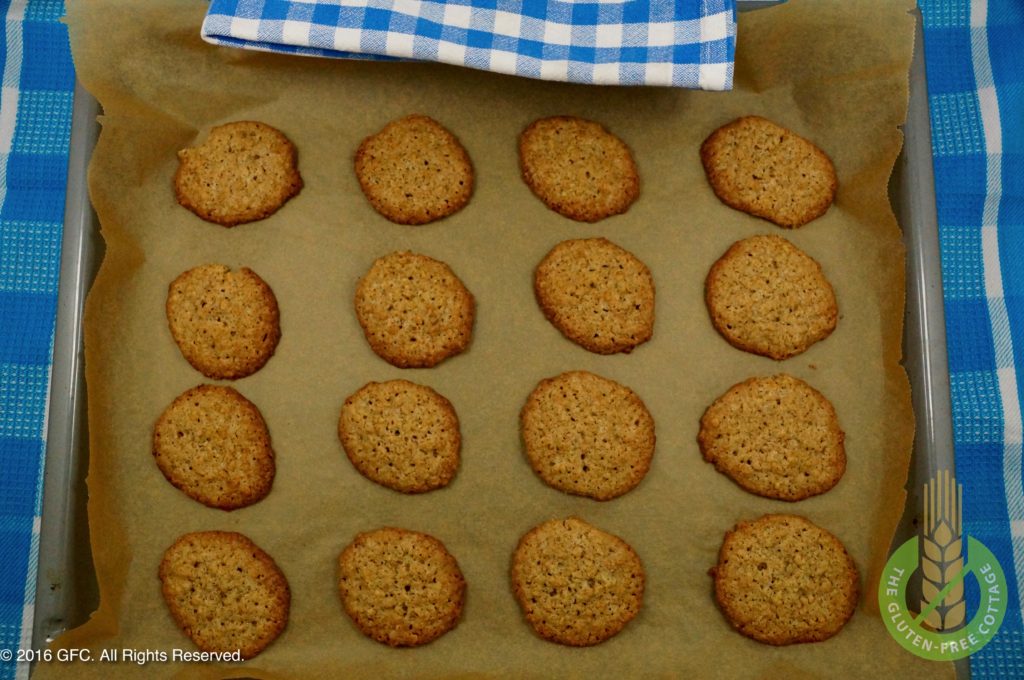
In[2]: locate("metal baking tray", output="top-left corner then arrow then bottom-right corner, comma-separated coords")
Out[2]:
32,3 -> 961,675
32,78 -> 101,652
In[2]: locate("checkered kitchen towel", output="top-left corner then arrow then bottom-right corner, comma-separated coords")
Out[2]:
0,1 -> 74,678
202,0 -> 736,89
919,0 -> 1024,675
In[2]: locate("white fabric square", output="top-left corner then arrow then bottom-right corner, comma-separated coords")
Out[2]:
489,49 -> 518,74
230,17 -> 261,41
543,21 -> 572,46
978,86 -> 1002,154
700,13 -> 728,42
998,367 -> 1023,443
332,26 -> 363,50
591,62 -> 620,84
698,62 -> 728,90
595,22 -> 623,48
540,59 -> 569,80
0,88 -> 19,154
437,41 -> 467,63
492,10 -> 522,38
645,61 -> 673,86
282,19 -> 311,44
386,31 -> 415,57
443,3 -> 473,29
647,21 -> 674,47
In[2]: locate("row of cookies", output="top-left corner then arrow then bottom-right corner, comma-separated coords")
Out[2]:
158,512 -> 858,657
175,114 -> 835,230
153,368 -> 843,512
164,232 -> 838,384
695,115 -> 863,651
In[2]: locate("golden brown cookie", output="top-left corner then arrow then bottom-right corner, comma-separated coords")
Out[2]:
698,374 -> 845,501
159,531 -> 290,659
519,116 -> 639,222
338,527 -> 465,647
153,384 -> 275,510
355,114 -> 473,225
521,371 -> 655,501
534,237 -> 654,354
711,514 -> 858,645
511,517 -> 644,646
174,121 -> 303,226
166,264 -> 281,379
355,251 -> 475,368
700,116 -> 837,228
339,380 -> 460,493
705,235 -> 837,360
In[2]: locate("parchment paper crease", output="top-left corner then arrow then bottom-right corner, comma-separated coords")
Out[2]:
46,1 -> 950,677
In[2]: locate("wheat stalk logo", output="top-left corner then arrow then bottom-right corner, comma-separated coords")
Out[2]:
880,469 -> 1007,659
919,469 -> 965,631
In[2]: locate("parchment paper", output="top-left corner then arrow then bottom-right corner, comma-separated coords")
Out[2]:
47,1 -> 950,677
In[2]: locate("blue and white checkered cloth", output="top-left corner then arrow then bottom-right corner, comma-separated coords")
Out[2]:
920,0 -> 1024,674
202,0 -> 736,89
0,1 -> 74,678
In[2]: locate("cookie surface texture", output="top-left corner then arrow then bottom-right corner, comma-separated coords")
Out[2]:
175,121 -> 302,226
159,531 -> 290,659
153,384 -> 275,509
534,237 -> 654,354
355,114 -> 473,225
711,514 -> 858,645
355,251 -> 475,368
705,234 -> 836,360
166,264 -> 281,379
700,116 -> 837,228
339,380 -> 460,493
521,371 -> 655,500
338,527 -> 465,647
519,116 -> 639,222
511,517 -> 644,646
698,374 -> 845,501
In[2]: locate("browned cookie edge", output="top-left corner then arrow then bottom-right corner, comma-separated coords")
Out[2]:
354,114 -> 474,226
354,253 -> 475,368
699,116 -> 837,229
153,384 -> 275,510
510,517 -> 645,646
520,371 -> 655,500
174,121 -> 303,227
697,375 -> 846,501
710,514 -> 858,645
165,265 -> 282,380
703,237 -> 837,361
158,530 -> 291,659
338,380 -> 461,493
533,237 -> 655,355
337,527 -> 466,647
519,116 -> 640,223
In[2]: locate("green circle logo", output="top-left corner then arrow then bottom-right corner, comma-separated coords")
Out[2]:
879,535 -> 1007,660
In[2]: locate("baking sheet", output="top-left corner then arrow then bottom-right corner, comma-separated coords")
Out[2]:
43,0 -> 949,677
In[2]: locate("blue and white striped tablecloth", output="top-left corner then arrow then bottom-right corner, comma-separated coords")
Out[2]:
920,0 -> 1024,674
0,1 -> 73,679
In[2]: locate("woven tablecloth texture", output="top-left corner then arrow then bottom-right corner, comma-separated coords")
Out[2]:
920,0 -> 1024,675
202,0 -> 736,89
0,1 -> 74,679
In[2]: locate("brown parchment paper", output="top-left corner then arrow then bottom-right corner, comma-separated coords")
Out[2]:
44,0 -> 951,677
